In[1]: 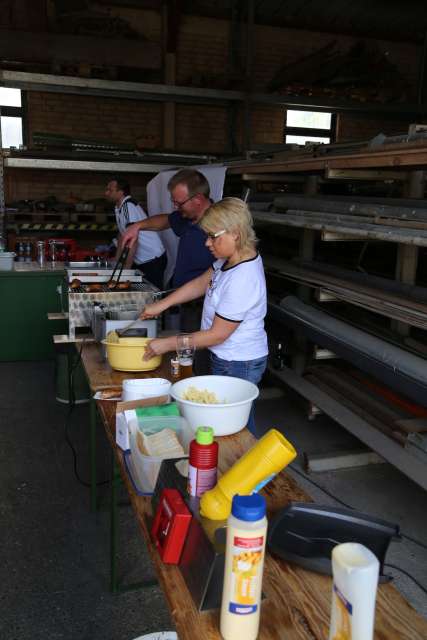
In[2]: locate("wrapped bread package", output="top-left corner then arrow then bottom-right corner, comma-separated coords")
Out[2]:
129,416 -> 193,493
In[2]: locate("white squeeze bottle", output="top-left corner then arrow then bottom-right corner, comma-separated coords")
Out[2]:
329,542 -> 380,640
220,494 -> 267,640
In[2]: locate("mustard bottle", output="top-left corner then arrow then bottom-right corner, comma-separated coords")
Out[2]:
220,494 -> 267,640
200,429 -> 296,521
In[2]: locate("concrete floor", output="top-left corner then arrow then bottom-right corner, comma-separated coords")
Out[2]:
1,361 -> 426,640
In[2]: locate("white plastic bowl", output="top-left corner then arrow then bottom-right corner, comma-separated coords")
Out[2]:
122,377 -> 171,402
170,375 -> 259,436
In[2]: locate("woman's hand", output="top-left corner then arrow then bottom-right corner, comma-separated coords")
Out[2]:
143,338 -> 171,360
140,301 -> 166,320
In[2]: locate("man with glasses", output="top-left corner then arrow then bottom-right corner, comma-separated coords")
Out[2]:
121,168 -> 215,289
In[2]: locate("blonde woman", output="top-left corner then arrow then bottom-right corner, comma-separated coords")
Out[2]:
141,198 -> 268,432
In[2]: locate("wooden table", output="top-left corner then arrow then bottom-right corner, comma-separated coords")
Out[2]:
83,343 -> 427,639
80,342 -> 172,510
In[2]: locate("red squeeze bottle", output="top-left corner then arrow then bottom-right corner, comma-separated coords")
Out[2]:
188,426 -> 219,498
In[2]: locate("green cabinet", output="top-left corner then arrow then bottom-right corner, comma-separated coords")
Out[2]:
0,265 -> 67,361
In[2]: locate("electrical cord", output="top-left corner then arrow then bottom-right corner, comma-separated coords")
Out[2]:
64,339 -> 111,488
288,463 -> 427,550
400,532 -> 427,551
385,564 -> 427,597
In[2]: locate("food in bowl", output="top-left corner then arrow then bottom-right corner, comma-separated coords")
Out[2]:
182,386 -> 221,404
170,375 -> 259,437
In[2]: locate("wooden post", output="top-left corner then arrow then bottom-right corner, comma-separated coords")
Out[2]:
394,170 -> 424,336
243,0 -> 255,151
293,175 -> 318,375
162,2 -> 179,150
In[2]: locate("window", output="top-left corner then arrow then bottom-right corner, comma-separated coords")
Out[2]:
0,88 -> 24,148
285,109 -> 335,146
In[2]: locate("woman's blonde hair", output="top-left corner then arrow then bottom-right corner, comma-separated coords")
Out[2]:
199,197 -> 258,252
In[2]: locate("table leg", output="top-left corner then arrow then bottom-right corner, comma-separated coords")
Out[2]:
67,346 -> 73,407
109,453 -> 157,593
110,453 -> 120,593
90,398 -> 97,512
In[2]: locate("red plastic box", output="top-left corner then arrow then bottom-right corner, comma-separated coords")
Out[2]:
151,489 -> 192,564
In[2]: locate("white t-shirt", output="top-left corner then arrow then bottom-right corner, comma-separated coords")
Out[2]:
201,254 -> 268,361
115,196 -> 165,264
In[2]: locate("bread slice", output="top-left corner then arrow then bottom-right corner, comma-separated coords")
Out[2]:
136,428 -> 184,458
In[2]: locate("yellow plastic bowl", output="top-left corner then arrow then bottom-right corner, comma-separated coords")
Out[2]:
102,332 -> 162,372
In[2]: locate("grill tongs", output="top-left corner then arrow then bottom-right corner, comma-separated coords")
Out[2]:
107,246 -> 130,290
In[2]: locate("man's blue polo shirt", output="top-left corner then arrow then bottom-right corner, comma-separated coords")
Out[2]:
169,210 -> 215,287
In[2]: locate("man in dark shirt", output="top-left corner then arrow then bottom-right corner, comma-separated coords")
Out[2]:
121,168 -> 214,288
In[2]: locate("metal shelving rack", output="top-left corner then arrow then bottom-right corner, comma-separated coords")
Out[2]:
0,150 -> 178,236
230,142 -> 427,490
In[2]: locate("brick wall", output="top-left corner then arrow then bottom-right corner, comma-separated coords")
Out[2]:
176,15 -> 230,87
27,92 -> 163,147
336,112 -> 426,143
5,168 -> 150,203
175,104 -> 229,153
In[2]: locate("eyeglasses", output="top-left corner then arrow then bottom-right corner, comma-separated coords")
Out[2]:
171,194 -> 195,209
206,229 -> 227,241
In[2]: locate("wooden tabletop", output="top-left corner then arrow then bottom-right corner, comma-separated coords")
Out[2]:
83,343 -> 427,640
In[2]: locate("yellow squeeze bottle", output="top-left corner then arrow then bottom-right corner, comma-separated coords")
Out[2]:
200,429 -> 296,521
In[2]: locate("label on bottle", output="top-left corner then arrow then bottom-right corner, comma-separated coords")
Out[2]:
252,473 -> 276,493
228,535 -> 264,615
188,463 -> 217,497
332,583 -> 353,640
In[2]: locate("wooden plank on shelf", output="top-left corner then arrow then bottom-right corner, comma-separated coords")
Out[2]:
263,256 -> 427,328
228,143 -> 427,174
252,210 -> 427,246
325,168 -> 408,180
321,231 -> 363,241
304,449 -> 386,473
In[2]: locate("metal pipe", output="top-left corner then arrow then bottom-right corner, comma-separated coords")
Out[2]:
273,195 -> 427,222
270,296 -> 427,406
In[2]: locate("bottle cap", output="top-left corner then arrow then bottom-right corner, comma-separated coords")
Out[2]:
231,494 -> 266,521
196,426 -> 214,445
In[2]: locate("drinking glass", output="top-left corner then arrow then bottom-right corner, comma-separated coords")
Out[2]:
176,333 -> 195,379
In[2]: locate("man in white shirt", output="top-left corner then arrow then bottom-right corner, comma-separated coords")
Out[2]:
105,177 -> 166,289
